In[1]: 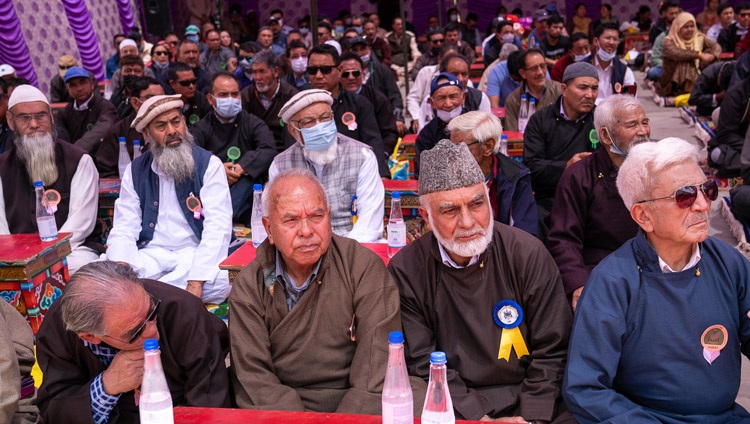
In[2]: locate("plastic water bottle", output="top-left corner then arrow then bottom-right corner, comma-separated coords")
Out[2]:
251,184 -> 267,247
421,352 -> 455,424
133,139 -> 142,160
383,331 -> 413,424
140,339 -> 174,424
387,192 -> 407,258
500,134 -> 508,156
118,137 -> 131,180
518,94 -> 529,133
35,181 -> 58,242
528,97 -> 537,119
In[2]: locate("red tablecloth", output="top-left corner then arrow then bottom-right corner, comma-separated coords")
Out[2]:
173,407 -> 489,423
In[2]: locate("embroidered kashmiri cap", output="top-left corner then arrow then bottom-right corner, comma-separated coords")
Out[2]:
8,85 -> 49,110
419,139 -> 484,195
563,62 -> 599,84
132,94 -> 184,132
278,89 -> 333,124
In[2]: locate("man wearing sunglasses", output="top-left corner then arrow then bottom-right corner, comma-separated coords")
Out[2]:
564,138 -> 750,424
49,55 -> 77,103
548,95 -> 650,310
36,261 -> 231,423
167,62 -> 212,128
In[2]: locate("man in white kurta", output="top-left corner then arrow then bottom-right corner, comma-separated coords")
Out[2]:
106,94 -> 232,304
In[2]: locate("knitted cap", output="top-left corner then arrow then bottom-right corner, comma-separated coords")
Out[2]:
419,139 -> 484,195
563,62 -> 599,84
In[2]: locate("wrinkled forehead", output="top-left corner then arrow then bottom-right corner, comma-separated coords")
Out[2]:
10,100 -> 50,115
292,102 -> 332,121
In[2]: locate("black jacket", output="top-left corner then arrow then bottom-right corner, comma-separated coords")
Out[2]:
183,91 -> 213,128
358,84 -> 399,158
718,23 -> 746,53
709,75 -> 750,178
689,60 -> 735,116
366,57 -> 404,122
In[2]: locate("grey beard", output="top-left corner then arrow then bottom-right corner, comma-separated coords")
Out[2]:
429,199 -> 494,259
302,139 -> 338,166
15,132 -> 58,186
151,131 -> 196,184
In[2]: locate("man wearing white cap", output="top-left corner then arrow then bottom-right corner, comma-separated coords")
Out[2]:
105,94 -> 233,304
109,39 -> 156,101
0,65 -> 16,79
270,89 -> 384,243
0,85 -> 103,273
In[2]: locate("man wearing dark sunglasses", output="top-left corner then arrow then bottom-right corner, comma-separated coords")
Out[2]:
565,138 -> 750,424
167,62 -> 212,127
548,95 -> 650,310
49,54 -> 77,103
36,261 -> 231,423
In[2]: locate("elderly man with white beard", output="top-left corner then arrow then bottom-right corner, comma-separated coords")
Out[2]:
0,85 -> 103,274
268,89 -> 384,243
105,94 -> 233,304
388,140 -> 574,423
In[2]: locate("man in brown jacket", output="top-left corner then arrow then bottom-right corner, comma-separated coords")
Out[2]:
229,168 -> 422,414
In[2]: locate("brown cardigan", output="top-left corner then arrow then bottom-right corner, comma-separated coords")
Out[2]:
657,36 -> 723,96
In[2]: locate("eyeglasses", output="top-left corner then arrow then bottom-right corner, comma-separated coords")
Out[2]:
341,70 -> 361,78
306,65 -> 336,75
169,41 -> 179,46
318,32 -> 327,37
524,63 -> 548,72
59,65 -> 73,70
636,179 -> 718,209
238,55 -> 253,62
740,12 -> 750,17
125,296 -> 161,344
292,112 -> 334,129
11,112 -> 51,126
176,78 -> 198,87
463,139 -> 481,148
431,38 -> 445,44
154,50 -> 169,56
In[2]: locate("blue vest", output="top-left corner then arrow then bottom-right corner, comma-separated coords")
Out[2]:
131,145 -> 212,248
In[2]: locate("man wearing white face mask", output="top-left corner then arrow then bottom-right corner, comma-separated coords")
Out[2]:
587,23 -> 634,104
284,40 -> 310,90
415,72 -> 466,177
191,72 -> 277,225
268,89 -> 384,243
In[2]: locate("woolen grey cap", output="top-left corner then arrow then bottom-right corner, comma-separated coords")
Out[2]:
562,61 -> 599,84
419,139 -> 484,195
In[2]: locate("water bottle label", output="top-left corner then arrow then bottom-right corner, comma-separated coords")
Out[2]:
387,226 -> 406,248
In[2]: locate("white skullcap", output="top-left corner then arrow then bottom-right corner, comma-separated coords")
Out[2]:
278,89 -> 333,124
132,94 -> 184,132
0,64 -> 15,77
119,39 -> 138,51
8,84 -> 50,110
324,40 -> 342,55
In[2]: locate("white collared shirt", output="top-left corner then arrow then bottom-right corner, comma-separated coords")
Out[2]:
437,241 -> 480,268
74,93 -> 95,111
658,244 -> 702,273
593,55 -> 635,105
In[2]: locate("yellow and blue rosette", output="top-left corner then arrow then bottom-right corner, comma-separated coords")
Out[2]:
493,300 -> 530,361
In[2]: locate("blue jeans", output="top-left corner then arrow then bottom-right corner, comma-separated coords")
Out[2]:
647,66 -> 663,81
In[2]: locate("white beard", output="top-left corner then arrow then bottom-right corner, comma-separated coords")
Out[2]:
302,139 -> 338,166
429,207 -> 494,259
151,131 -> 196,184
15,132 -> 58,186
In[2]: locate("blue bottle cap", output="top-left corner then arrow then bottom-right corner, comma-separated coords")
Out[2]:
118,136 -> 126,143
144,338 -> 159,351
133,139 -> 141,146
391,192 -> 401,199
530,98 -> 536,103
430,351 -> 447,364
33,180 -> 43,187
501,134 -> 508,140
520,93 -> 527,99
388,331 -> 404,344
253,184 -> 262,190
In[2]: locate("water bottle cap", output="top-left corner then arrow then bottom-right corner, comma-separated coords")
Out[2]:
520,93 -> 527,99
430,351 -> 447,364
388,331 -> 404,343
391,192 -> 401,199
529,98 -> 536,103
133,139 -> 140,145
33,180 -> 43,187
118,137 -> 126,143
143,338 -> 159,351
501,134 -> 508,140
253,184 -> 262,190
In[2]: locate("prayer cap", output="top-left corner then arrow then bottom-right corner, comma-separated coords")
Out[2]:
185,25 -> 200,35
8,85 -> 49,110
132,94 -> 184,132
119,39 -> 137,51
63,67 -> 90,83
419,139 -> 484,195
278,89 -> 333,124
0,64 -> 15,78
430,72 -> 462,96
563,62 -> 599,84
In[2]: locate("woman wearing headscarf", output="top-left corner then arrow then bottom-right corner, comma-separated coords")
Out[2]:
656,12 -> 722,96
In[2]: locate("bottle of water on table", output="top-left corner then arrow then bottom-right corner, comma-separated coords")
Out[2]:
140,338 -> 174,424
383,331 -> 413,424
421,351 -> 455,424
35,181 -> 58,242
387,192 -> 406,258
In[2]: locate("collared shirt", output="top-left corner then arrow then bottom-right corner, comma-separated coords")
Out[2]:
74,93 -> 95,111
559,102 -> 590,123
258,80 -> 281,109
83,341 -> 121,424
437,241 -> 480,268
658,244 -> 702,273
593,56 -> 636,104
275,249 -> 322,311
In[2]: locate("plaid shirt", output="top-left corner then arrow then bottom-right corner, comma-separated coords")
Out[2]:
84,342 -> 121,424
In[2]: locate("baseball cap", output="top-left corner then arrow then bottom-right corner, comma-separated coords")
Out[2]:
430,72 -> 463,96
63,66 -> 90,83
0,64 -> 16,78
185,25 -> 200,35
533,9 -> 550,21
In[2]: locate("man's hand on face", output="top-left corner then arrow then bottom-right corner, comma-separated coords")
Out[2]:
102,350 -> 145,395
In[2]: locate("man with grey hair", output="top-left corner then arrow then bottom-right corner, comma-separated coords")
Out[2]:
389,140 -> 573,422
106,94 -> 233,304
0,85 -> 103,274
269,89 -> 384,243
229,168 -> 419,413
564,138 -> 750,423
548,95 -> 650,309
36,261 -> 230,424
446,110 -> 538,236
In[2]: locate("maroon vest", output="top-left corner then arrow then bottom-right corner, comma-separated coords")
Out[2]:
0,141 -> 104,253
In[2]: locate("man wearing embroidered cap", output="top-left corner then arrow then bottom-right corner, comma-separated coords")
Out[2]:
0,85 -> 104,273
564,138 -> 750,423
268,88 -> 384,243
388,140 -> 573,423
105,94 -> 233,304
55,67 -> 118,173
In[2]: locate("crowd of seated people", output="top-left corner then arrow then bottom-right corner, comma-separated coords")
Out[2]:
3,3 -> 750,424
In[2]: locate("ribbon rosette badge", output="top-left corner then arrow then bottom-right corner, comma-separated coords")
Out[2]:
493,300 -> 529,361
701,324 -> 728,365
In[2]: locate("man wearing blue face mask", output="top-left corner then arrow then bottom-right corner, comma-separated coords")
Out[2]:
587,23 -> 634,105
547,95 -> 649,309
190,72 -> 277,225
414,72 -> 466,177
268,89 -> 385,243
233,41 -> 259,90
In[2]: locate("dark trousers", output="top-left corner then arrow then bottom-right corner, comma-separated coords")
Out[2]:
230,176 -> 258,225
731,185 -> 750,223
